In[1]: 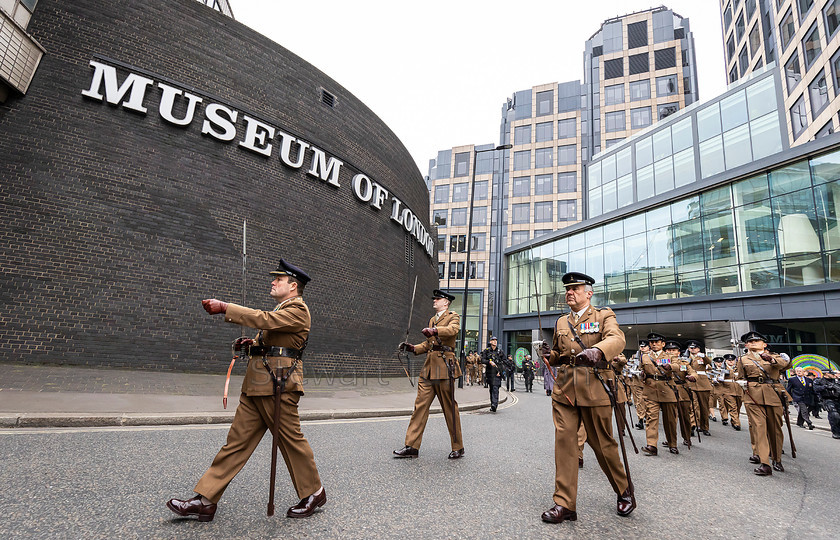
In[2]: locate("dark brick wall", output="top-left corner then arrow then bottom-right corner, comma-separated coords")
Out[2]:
0,0 -> 438,376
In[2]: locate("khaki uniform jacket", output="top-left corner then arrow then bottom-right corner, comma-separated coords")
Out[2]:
224,297 -> 310,397
687,354 -> 714,391
718,364 -> 744,397
735,351 -> 791,406
641,349 -> 678,403
669,356 -> 697,401
411,310 -> 462,380
547,305 -> 626,407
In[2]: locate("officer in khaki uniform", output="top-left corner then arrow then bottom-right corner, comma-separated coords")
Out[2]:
628,341 -> 649,430
710,356 -> 725,422
465,351 -> 478,385
686,340 -> 713,436
640,332 -> 679,455
718,354 -> 743,431
539,272 -> 634,524
664,341 -> 697,447
395,289 -> 464,459
167,259 -> 324,522
736,331 -> 791,476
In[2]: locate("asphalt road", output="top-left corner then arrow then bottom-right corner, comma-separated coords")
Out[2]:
1,389 -> 839,539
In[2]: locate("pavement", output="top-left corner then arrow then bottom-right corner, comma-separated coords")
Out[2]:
0,363 -> 505,428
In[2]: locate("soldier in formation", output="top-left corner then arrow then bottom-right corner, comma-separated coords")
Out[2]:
717,354 -> 743,431
685,340 -> 713,437
639,333 -> 680,455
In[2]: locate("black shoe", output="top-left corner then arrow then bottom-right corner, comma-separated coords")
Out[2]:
832,434 -> 840,439
669,447 -> 679,455
541,504 -> 577,523
393,446 -> 419,458
772,460 -> 784,472
616,487 -> 636,517
287,488 -> 326,518
797,423 -> 805,428
661,441 -> 669,447
733,425 -> 741,431
808,423 -> 814,430
166,496 -> 217,522
546,390 -> 551,396
722,419 -> 728,426
490,406 -> 497,412
448,448 -> 465,459
748,455 -> 760,464
682,440 -> 690,447
703,430 -> 711,436
641,445 -> 658,456
711,416 -> 717,422
579,457 -> 584,468
690,427 -> 696,436
754,464 -> 772,476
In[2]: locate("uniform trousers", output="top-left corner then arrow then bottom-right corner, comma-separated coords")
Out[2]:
552,399 -> 628,510
713,392 -> 727,420
823,400 -> 840,436
194,391 -> 321,503
745,403 -> 784,465
722,395 -> 742,427
631,385 -> 647,422
692,390 -> 711,431
404,377 -> 463,451
677,400 -> 693,443
645,400 -> 677,447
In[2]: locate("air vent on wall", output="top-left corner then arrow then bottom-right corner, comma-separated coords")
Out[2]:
321,89 -> 335,107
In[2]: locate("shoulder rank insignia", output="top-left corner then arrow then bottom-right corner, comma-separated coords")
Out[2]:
580,322 -> 600,333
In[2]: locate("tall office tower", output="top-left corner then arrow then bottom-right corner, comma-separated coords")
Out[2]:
428,6 -> 700,347
721,0 -> 840,143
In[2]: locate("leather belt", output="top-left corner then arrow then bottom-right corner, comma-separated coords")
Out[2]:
249,345 -> 302,359
746,376 -> 780,383
432,345 -> 454,352
557,357 -> 610,369
647,374 -> 670,381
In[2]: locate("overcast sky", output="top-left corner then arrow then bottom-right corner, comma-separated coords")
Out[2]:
232,0 -> 728,175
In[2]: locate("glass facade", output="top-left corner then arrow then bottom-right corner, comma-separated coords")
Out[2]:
506,145 -> 840,315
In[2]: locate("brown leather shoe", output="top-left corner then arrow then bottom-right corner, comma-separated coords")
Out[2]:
541,504 -> 577,523
448,448 -> 465,459
669,447 -> 679,455
166,495 -> 216,522
641,445 -> 658,456
754,464 -> 772,476
748,455 -> 760,464
772,460 -> 784,472
616,487 -> 636,517
287,488 -> 326,518
578,457 -> 584,468
393,446 -> 419,458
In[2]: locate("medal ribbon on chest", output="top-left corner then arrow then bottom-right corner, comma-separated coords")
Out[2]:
580,322 -> 600,334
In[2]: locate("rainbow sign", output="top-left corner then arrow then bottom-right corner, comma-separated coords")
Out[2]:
788,354 -> 839,377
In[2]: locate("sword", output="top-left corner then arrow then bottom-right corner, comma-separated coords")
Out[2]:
396,276 -> 418,387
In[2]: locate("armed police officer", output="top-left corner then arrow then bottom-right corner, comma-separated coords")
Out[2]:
539,272 -> 634,524
481,336 -> 505,411
813,370 -> 840,439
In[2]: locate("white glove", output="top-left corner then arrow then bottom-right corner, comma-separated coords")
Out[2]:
697,352 -> 705,358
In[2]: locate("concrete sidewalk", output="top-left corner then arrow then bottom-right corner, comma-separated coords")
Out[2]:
0,363 -> 503,428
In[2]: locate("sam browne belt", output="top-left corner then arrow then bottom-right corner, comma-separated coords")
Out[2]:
646,374 -> 670,381
249,345 -> 303,359
432,344 -> 454,352
746,376 -> 781,384
557,356 -> 610,370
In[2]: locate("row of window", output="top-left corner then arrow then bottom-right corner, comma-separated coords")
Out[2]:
604,103 -> 679,133
512,173 -> 577,196
603,47 -> 677,80
513,118 -> 578,145
433,206 -> 487,228
438,233 -> 486,253
513,145 -> 577,170
604,75 -> 680,106
437,261 -> 486,280
787,45 -> 840,139
431,149 -> 497,180
510,200 -> 577,224
433,180 -> 488,204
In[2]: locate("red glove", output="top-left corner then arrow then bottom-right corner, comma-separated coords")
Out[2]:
421,327 -> 437,338
399,342 -> 415,353
233,337 -> 255,351
540,341 -> 551,360
202,298 -> 227,315
575,348 -> 604,364
759,352 -> 774,362
686,375 -> 697,382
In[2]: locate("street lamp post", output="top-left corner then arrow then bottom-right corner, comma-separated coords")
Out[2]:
457,144 -> 512,388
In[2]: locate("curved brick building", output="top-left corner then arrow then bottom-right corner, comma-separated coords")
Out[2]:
0,0 -> 437,375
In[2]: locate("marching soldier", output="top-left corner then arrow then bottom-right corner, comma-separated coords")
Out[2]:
629,341 -> 648,430
710,356 -> 725,423
466,350 -> 478,386
665,341 -> 697,448
395,289 -> 464,459
640,332 -> 679,455
167,258 -> 325,522
686,340 -> 713,436
475,353 -> 484,386
718,354 -> 743,431
578,353 -> 629,468
736,331 -> 791,476
539,272 -> 634,524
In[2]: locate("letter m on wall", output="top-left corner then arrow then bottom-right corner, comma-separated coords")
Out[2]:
81,60 -> 154,114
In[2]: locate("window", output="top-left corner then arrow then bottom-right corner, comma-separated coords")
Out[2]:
790,94 -> 809,138
605,110 -> 625,132
736,13 -> 746,41
472,206 -> 487,226
558,118 -> 576,138
810,72 -> 830,116
514,124 -> 531,145
514,150 -> 531,171
437,263 -> 445,279
512,203 -> 530,224
535,121 -> 553,142
434,184 -> 449,204
604,58 -> 624,79
746,0 -> 757,18
730,65 -> 739,83
534,229 -> 552,239
437,236 -> 445,252
816,121 -> 835,138
448,262 -> 456,280
536,90 -> 553,116
513,175 -> 531,197
798,0 -> 815,19
654,47 -> 676,70
629,80 -> 650,101
433,209 -> 447,227
749,25 -> 761,58
558,144 -> 577,165
606,138 -> 624,149
535,201 -> 553,223
450,234 -> 466,252
628,52 -> 649,75
724,2 -> 733,29
631,107 -> 652,129
452,182 -> 469,202
826,0 -> 840,38
786,53 -> 802,94
656,75 -> 678,96
535,147 -> 553,168
739,46 -> 749,76
453,152 -> 470,177
628,20 -> 648,49
658,103 -> 679,120
456,262 -> 464,279
511,231 -> 530,245
470,233 -> 486,251
535,173 -> 553,195
451,208 -> 467,226
727,35 -> 736,63
833,50 -> 840,97
558,172 -> 576,192
558,200 -> 577,221
780,9 -> 796,51
474,180 -> 488,200
605,84 -> 625,105
803,24 -> 822,68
